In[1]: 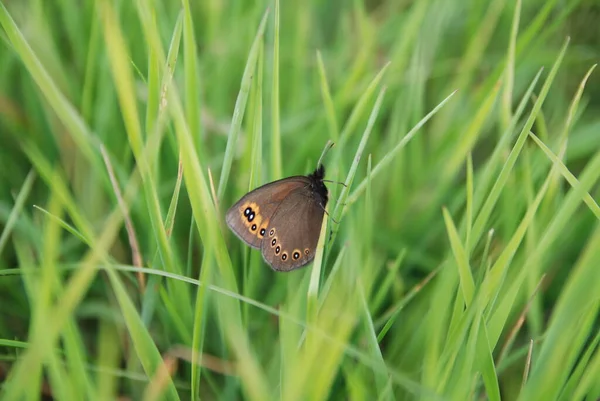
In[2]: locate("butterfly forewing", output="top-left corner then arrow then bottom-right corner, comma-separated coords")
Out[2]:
225,177 -> 309,248
260,189 -> 326,271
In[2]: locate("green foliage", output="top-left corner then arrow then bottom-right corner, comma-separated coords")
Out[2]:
1,0 -> 599,400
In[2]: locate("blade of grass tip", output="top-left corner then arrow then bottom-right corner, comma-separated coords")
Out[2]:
181,0 -> 202,154
32,205 -> 91,248
468,37 -> 570,251
529,132 -> 600,219
501,0 -> 521,128
208,167 -> 219,214
316,50 -> 339,141
443,208 -> 475,307
271,0 -> 282,179
23,142 -> 96,241
546,63 -> 597,203
542,63 -> 597,208
495,336 -> 543,376
101,145 -> 144,290
561,64 -> 596,141
330,87 -> 387,244
346,90 -> 457,210
317,140 -> 335,167
333,63 -> 391,161
0,170 -> 35,254
217,9 -> 269,199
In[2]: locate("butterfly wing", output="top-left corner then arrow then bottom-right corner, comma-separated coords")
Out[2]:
260,188 -> 326,271
226,177 -> 309,248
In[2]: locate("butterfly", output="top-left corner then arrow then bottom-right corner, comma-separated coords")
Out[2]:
226,165 -> 329,271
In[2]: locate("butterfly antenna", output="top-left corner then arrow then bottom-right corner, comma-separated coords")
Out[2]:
320,205 -> 340,224
323,179 -> 347,187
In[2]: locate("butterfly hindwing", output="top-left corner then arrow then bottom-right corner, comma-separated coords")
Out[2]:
260,189 -> 326,271
225,177 -> 309,248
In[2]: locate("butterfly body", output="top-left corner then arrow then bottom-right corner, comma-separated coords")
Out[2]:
226,165 -> 328,271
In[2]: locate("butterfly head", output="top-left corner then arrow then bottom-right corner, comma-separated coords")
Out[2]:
307,164 -> 328,205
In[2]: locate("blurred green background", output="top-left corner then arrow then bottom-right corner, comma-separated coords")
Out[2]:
1,0 -> 599,400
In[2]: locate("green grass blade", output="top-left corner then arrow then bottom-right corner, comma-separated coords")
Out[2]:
443,208 -> 475,307
217,10 -> 269,199
271,0 -> 282,179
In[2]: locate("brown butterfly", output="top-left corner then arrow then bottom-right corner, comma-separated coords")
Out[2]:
226,165 -> 328,271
